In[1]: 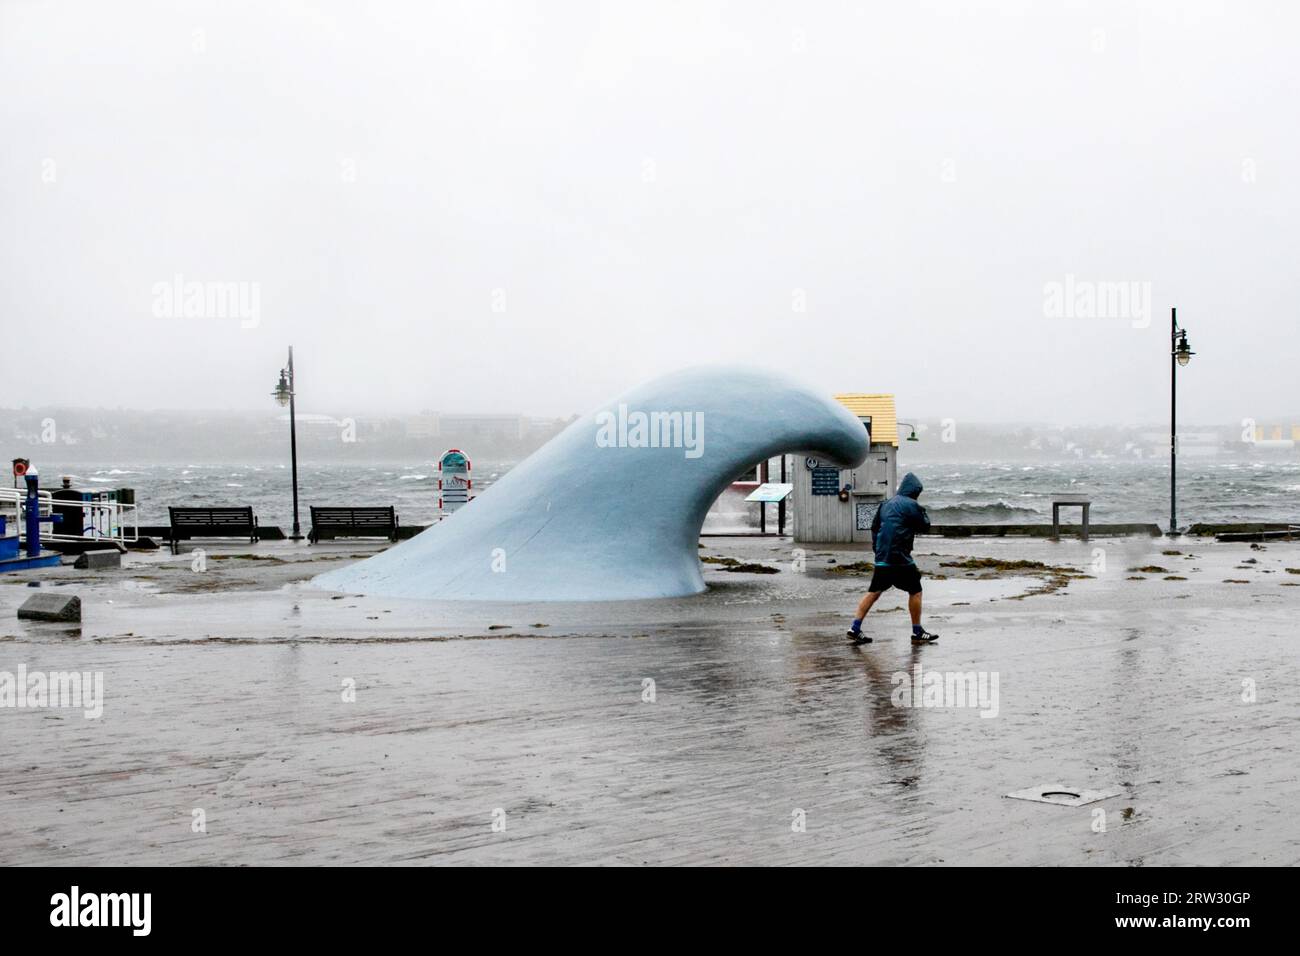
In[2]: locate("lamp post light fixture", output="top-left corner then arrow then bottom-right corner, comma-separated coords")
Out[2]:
1169,309 -> 1195,535
273,370 -> 291,407
272,346 -> 303,541
897,422 -> 921,442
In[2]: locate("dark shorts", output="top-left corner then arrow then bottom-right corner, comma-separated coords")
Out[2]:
867,563 -> 923,595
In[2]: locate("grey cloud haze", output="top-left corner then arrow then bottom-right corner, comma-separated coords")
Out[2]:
1,0 -> 1296,425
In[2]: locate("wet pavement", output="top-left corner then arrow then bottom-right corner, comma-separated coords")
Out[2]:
1,534 -> 1297,865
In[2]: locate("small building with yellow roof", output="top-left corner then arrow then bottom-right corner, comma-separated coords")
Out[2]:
792,393 -> 902,543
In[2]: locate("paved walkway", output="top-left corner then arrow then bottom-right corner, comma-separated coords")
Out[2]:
2,535 -> 1297,864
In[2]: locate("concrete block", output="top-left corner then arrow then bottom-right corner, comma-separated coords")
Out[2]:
17,592 -> 81,623
74,549 -> 122,570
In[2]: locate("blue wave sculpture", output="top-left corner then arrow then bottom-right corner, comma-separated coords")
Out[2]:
312,366 -> 870,601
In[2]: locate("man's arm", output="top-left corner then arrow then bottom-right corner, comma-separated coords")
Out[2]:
871,501 -> 883,548
912,501 -> 931,534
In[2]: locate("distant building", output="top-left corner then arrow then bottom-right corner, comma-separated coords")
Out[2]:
1139,430 -> 1223,458
1248,424 -> 1298,452
1252,424 -> 1300,449
405,413 -> 440,440
392,411 -> 570,453
277,413 -> 342,430
435,414 -> 525,442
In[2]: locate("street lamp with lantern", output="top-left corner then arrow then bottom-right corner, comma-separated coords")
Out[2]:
272,346 -> 303,541
1169,309 -> 1195,535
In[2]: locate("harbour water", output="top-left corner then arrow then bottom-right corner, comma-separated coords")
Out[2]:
26,457 -> 1300,530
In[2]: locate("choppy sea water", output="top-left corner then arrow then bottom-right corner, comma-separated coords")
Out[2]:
26,458 -> 1300,530
916,459 -> 1299,526
30,462 -> 513,531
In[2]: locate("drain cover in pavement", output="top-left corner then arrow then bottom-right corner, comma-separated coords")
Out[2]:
1005,784 -> 1121,807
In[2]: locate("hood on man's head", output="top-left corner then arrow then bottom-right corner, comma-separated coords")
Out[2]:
897,472 -> 923,499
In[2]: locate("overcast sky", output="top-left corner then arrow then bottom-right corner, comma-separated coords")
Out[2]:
2,0 -> 1296,425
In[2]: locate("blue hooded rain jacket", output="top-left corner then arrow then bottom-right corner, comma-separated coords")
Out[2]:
870,472 -> 929,567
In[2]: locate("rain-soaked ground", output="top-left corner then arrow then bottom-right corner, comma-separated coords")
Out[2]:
1,533 -> 1297,865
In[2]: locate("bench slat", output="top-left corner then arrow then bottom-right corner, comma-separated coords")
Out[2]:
168,507 -> 258,553
308,506 -> 398,543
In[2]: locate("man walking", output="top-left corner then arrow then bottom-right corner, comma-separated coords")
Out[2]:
846,472 -> 939,646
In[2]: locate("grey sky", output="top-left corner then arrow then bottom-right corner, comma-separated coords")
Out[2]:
2,0 -> 1296,425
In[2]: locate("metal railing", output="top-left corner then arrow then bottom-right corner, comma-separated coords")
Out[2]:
0,487 -> 139,545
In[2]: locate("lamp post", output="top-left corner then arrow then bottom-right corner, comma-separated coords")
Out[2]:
272,346 -> 303,541
1169,308 -> 1194,535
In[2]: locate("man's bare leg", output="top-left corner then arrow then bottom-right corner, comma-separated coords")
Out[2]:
856,590 -> 883,620
847,590 -> 883,642
909,590 -> 939,642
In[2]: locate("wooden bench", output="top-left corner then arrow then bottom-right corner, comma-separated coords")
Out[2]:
308,506 -> 399,543
168,506 -> 259,554
1051,495 -> 1091,541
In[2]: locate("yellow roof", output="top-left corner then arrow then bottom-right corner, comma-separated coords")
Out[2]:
833,393 -> 898,447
